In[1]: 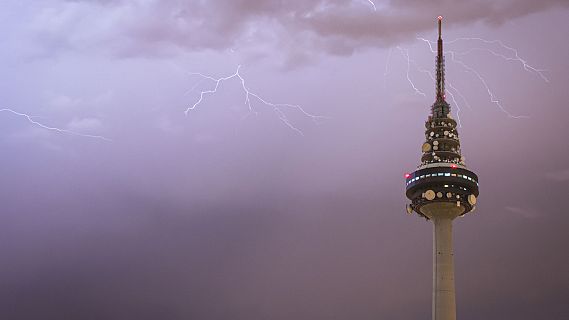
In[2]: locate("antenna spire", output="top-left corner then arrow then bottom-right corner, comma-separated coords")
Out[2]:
438,16 -> 442,39
436,16 -> 445,102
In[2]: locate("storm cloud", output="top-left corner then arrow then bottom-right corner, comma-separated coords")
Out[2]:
1,1 -> 569,320
24,0 -> 569,61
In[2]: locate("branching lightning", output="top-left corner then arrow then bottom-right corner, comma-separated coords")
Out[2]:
447,37 -> 549,83
447,81 -> 472,111
1,108 -> 112,141
396,46 -> 427,97
447,51 -> 529,119
185,65 -> 326,135
416,64 -> 464,127
417,36 -> 534,119
397,50 -> 466,127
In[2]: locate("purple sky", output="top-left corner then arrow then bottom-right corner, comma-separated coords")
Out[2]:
1,1 -> 569,319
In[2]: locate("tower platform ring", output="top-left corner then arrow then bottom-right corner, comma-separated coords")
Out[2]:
405,165 -> 479,219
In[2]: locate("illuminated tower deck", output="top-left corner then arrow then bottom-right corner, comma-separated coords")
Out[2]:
404,17 -> 480,320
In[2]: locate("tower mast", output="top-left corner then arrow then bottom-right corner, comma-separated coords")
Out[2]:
404,16 -> 480,320
436,16 -> 445,103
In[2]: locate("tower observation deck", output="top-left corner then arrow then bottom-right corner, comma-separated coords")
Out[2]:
404,17 -> 480,320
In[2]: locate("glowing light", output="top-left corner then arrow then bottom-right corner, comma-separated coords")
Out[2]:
1,108 -> 112,142
438,16 -> 443,20
367,0 -> 377,11
451,164 -> 457,169
185,65 -> 326,136
405,173 -> 411,179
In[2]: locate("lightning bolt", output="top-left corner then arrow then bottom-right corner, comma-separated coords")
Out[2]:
1,108 -> 112,141
448,51 -> 529,119
396,46 -> 427,97
447,37 -> 549,83
417,37 -> 530,119
399,51 -> 466,127
185,65 -> 326,136
415,66 -> 464,127
447,81 -> 472,111
367,0 -> 377,11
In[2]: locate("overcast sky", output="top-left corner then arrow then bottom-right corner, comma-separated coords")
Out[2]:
1,1 -> 569,319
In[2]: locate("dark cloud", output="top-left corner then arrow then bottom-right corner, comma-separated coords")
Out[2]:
27,0 -> 569,61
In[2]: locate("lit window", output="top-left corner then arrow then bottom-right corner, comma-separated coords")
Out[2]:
445,173 -> 451,177
451,174 -> 457,177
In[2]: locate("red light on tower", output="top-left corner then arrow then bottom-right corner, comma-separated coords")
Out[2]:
451,164 -> 457,169
405,173 -> 411,179
438,16 -> 443,20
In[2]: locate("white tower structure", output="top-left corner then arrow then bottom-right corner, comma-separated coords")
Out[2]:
404,16 -> 480,320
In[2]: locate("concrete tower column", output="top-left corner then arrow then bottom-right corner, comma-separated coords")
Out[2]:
432,217 -> 456,320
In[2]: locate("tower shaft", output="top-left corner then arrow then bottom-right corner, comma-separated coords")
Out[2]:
433,217 -> 456,320
432,19 -> 456,320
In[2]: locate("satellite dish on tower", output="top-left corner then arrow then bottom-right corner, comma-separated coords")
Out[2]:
468,195 -> 477,205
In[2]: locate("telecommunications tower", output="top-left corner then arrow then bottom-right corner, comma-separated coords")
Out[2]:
404,16 -> 480,320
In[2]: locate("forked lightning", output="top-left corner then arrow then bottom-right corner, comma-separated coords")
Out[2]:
185,65 -> 326,135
